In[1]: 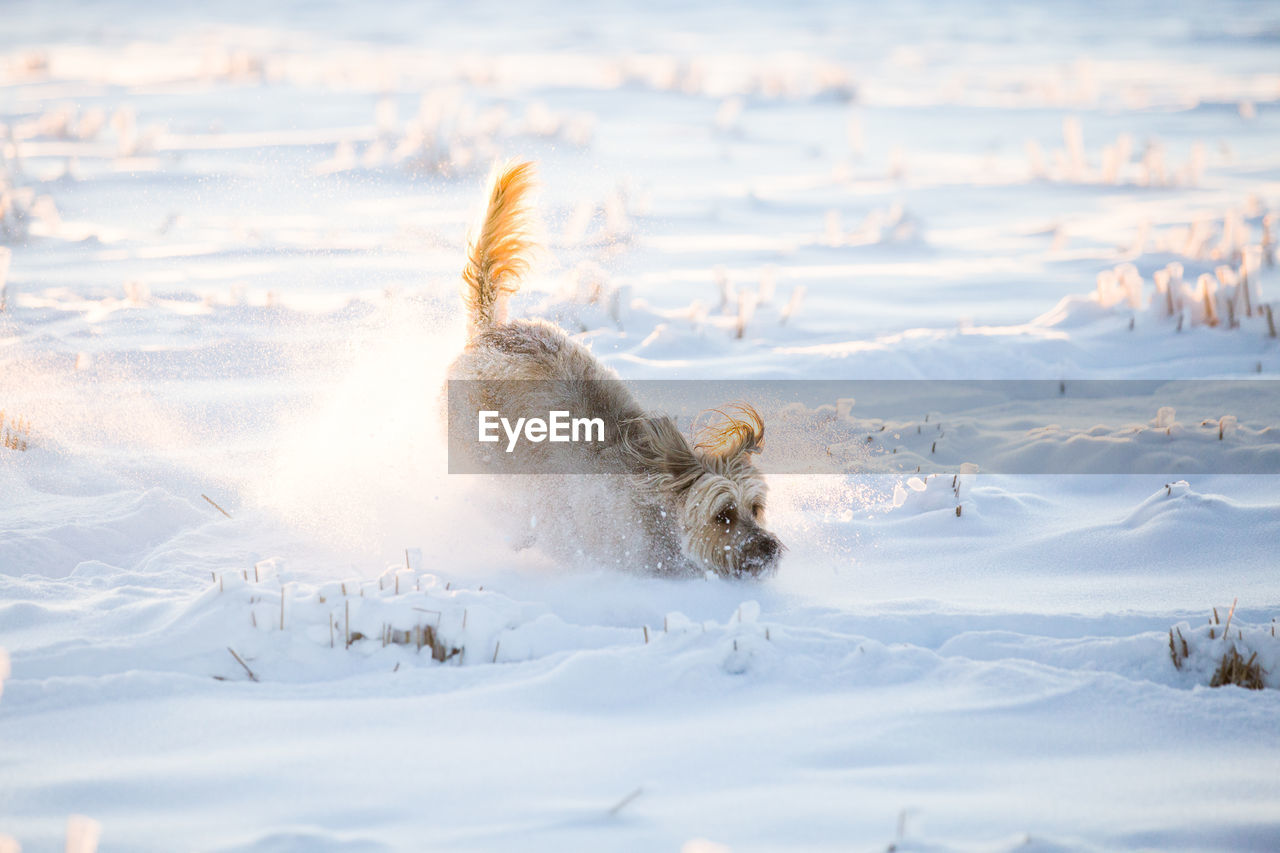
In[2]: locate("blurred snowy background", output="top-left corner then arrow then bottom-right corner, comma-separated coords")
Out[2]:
2,2 -> 1279,851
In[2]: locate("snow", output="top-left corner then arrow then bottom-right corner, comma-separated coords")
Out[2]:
3,1 -> 1280,850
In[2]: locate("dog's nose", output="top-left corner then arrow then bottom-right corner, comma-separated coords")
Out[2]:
740,535 -> 781,573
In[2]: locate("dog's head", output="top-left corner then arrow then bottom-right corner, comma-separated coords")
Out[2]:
623,404 -> 782,579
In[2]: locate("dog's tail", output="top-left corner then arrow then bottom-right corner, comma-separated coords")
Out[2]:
462,160 -> 536,334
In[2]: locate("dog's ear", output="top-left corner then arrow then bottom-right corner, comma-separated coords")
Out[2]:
695,403 -> 764,459
620,415 -> 703,490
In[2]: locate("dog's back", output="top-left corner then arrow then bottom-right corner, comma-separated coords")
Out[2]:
447,163 -> 686,570
452,162 -> 642,425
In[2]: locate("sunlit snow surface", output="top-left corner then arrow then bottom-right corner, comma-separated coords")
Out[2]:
2,2 -> 1280,850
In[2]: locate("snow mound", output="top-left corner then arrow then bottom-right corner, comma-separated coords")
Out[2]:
158,568 -> 793,683
1169,611 -> 1280,690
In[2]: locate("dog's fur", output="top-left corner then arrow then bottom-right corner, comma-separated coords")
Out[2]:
447,161 -> 782,578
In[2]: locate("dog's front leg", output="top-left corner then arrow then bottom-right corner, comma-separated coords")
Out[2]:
633,496 -> 688,575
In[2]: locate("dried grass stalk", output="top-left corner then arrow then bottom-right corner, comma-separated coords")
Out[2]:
1210,647 -> 1265,690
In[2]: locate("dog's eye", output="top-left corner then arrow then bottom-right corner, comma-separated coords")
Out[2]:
751,503 -> 764,518
715,505 -> 734,526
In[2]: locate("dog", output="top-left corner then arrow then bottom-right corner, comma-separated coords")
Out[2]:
446,161 -> 782,579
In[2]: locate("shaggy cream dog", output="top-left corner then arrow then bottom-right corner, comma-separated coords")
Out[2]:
447,162 -> 781,578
